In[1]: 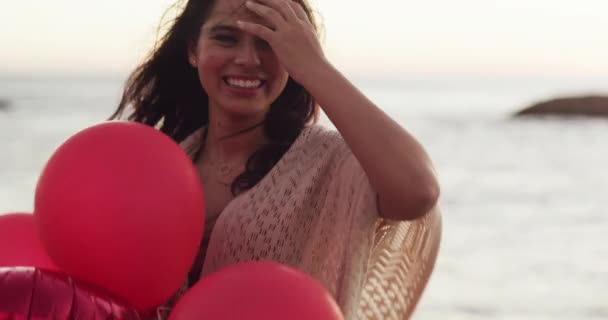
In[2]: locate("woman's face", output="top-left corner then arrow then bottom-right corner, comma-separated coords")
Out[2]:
189,0 -> 289,120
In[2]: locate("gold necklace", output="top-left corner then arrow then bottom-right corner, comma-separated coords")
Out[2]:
196,125 -> 259,187
199,154 -> 244,187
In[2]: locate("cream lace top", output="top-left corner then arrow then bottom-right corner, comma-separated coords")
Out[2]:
179,124 -> 380,319
173,124 -> 442,320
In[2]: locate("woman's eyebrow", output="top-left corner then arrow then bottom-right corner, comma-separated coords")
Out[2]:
207,24 -> 240,34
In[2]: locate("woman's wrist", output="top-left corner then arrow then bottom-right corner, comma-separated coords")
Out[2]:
295,59 -> 341,100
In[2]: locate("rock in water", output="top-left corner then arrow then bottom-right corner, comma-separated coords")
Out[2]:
515,95 -> 608,118
0,98 -> 10,112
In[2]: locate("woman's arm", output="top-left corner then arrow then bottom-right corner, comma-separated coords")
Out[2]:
301,63 -> 440,221
237,0 -> 440,220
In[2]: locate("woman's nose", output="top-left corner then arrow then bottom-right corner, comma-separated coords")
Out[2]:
234,42 -> 261,67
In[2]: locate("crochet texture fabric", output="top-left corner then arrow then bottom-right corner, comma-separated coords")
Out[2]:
166,124 -> 442,320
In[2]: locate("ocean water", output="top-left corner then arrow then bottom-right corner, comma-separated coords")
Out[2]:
1,74 -> 607,319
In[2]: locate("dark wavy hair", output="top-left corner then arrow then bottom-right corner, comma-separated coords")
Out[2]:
109,0 -> 320,195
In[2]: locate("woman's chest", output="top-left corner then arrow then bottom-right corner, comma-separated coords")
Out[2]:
208,178 -> 327,263
202,181 -> 234,231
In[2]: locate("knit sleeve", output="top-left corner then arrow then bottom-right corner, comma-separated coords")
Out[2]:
332,138 -> 380,222
309,138 -> 381,319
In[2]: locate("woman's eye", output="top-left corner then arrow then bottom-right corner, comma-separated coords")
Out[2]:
256,39 -> 271,51
213,35 -> 237,45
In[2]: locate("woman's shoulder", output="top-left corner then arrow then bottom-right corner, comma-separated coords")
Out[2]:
286,124 -> 352,167
178,128 -> 204,158
296,125 -> 348,153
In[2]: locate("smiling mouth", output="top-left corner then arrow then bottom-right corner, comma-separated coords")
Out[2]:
223,77 -> 266,89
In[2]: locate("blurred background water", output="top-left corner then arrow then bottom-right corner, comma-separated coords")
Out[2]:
0,74 -> 607,319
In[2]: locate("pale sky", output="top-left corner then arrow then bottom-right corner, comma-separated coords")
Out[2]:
1,0 -> 608,76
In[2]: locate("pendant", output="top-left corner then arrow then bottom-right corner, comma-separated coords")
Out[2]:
217,163 -> 233,175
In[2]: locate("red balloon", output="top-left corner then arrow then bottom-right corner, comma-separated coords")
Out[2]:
34,121 -> 205,311
0,213 -> 57,270
0,267 -> 141,319
168,261 -> 344,320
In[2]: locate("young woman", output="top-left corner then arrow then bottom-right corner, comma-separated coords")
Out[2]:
111,0 -> 440,318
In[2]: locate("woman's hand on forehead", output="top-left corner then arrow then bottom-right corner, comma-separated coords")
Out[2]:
248,0 -> 308,21
235,0 -> 326,84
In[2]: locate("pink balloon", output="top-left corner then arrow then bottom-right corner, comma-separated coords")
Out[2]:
34,121 -> 205,311
0,213 -> 57,270
169,261 -> 344,320
0,267 -> 141,319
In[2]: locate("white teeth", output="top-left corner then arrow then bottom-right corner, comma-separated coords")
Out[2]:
225,78 -> 262,89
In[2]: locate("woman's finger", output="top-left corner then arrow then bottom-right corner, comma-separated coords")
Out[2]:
236,20 -> 275,42
252,0 -> 298,22
288,0 -> 310,22
245,1 -> 285,30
